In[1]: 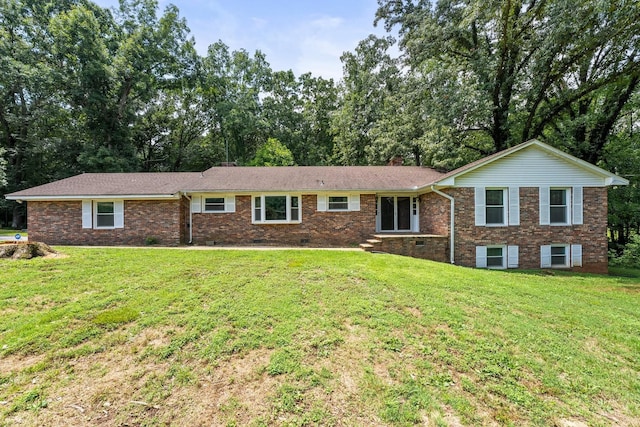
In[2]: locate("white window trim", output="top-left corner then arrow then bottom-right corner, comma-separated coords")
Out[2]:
541,244 -> 576,268
317,194 -> 361,212
549,188 -> 571,226
485,188 -> 507,227
486,245 -> 507,269
201,195 -> 236,213
475,187 -> 519,227
541,187 -> 581,226
92,200 -> 124,230
252,194 -> 302,224
327,195 -> 350,212
476,245 -> 519,269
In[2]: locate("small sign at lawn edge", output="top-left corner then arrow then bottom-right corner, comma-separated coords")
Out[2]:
15,233 -> 21,241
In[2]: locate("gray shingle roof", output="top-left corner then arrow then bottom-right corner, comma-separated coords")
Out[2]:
6,173 -> 202,198
6,166 -> 445,199
188,166 -> 444,192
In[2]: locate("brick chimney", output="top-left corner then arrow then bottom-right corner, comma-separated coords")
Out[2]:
387,156 -> 404,166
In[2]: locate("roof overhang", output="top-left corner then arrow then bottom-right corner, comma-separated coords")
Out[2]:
183,188 -> 422,194
5,194 -> 181,202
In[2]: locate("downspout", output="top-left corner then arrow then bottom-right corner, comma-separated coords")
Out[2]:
431,186 -> 455,264
183,193 -> 193,244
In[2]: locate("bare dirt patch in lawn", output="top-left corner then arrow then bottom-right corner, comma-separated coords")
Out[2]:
161,348 -> 278,426
0,353 -> 47,374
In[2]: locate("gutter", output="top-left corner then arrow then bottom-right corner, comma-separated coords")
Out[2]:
430,186 -> 455,264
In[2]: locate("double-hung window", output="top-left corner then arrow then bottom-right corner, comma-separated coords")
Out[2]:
253,195 -> 301,223
328,196 -> 349,211
476,245 -> 519,269
541,244 -> 582,268
475,187 -> 518,226
96,202 -> 115,228
83,200 -> 124,229
204,197 -> 225,212
486,246 -> 505,268
549,189 -> 568,224
317,195 -> 361,212
486,189 -> 505,225
551,245 -> 568,266
540,187 -> 582,225
191,195 -> 235,213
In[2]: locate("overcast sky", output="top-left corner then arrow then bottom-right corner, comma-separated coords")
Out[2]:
92,0 -> 392,81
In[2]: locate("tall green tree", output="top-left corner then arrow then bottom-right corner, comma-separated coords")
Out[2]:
49,0 -> 197,172
375,0 -> 640,163
0,0 -> 79,226
332,35 -> 400,165
200,41 -> 270,165
297,73 -> 337,165
250,137 -> 295,166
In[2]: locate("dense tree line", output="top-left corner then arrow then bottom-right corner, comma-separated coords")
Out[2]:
0,0 -> 337,226
1,0 -> 638,248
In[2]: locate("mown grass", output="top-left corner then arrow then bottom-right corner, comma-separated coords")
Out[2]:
0,247 -> 639,426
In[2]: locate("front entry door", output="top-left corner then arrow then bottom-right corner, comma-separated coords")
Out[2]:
379,196 -> 415,232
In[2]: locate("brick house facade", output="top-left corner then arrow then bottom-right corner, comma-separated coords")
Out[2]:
6,140 -> 626,273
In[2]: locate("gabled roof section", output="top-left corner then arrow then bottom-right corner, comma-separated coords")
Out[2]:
186,166 -> 444,192
6,172 -> 202,200
430,139 -> 629,188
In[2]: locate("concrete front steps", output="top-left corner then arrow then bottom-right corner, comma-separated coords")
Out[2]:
359,238 -> 382,252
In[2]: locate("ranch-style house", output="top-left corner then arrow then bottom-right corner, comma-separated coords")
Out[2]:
5,140 -> 628,273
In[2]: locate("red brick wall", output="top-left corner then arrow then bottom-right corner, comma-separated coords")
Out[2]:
191,194 -> 377,247
420,192 -> 450,235
27,199 -> 184,246
375,235 -> 449,263
450,187 -> 608,273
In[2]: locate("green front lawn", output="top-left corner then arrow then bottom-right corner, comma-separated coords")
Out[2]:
1,248 -> 638,426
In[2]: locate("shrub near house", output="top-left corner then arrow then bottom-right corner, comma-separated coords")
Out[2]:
5,140 -> 628,272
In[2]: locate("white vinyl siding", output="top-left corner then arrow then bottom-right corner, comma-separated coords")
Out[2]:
476,245 -> 518,269
454,146 -> 610,187
317,194 -> 361,212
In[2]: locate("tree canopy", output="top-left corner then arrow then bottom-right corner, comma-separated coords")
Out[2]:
1,0 -> 638,241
